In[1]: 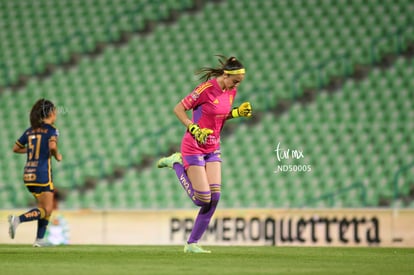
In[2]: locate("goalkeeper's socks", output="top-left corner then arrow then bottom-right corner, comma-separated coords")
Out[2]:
19,208 -> 45,223
173,163 -> 215,206
173,163 -> 197,203
188,192 -> 221,243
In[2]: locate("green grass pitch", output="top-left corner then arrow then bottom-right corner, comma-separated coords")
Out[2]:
0,245 -> 413,274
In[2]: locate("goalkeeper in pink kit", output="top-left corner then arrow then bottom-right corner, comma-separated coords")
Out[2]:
158,56 -> 252,253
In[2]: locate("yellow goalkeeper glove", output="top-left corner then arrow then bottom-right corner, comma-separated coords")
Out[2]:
231,102 -> 252,118
188,123 -> 213,144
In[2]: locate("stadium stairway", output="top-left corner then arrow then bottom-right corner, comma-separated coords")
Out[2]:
0,0 -> 213,91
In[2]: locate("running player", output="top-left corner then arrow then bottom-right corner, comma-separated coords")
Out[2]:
157,56 -> 252,253
8,98 -> 62,247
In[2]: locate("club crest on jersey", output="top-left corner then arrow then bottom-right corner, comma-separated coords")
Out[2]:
191,91 -> 200,101
213,99 -> 219,104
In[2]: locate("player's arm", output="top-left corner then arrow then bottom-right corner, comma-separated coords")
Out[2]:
173,102 -> 213,144
12,142 -> 27,154
49,136 -> 62,161
173,102 -> 193,128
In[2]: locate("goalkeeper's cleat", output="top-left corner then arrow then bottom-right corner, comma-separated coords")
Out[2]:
157,152 -> 182,169
184,243 -> 211,254
33,238 -> 52,247
8,215 -> 19,239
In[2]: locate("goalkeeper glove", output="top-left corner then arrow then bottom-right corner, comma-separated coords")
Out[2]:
188,123 -> 213,144
231,101 -> 252,118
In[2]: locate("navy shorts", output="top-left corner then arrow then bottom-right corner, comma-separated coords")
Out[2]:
25,182 -> 54,197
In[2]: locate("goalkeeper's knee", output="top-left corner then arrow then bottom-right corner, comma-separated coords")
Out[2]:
192,190 -> 211,207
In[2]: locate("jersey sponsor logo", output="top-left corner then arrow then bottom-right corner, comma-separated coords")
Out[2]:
29,128 -> 49,134
25,168 -> 37,173
24,173 -> 37,182
24,210 -> 40,219
26,161 -> 39,167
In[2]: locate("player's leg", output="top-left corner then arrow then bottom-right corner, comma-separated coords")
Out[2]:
185,160 -> 221,253
204,153 -> 222,221
205,161 -> 221,219
33,191 -> 54,246
186,165 -> 212,204
161,153 -> 210,206
159,152 -> 217,253
186,162 -> 221,243
8,186 -> 47,239
184,165 -> 213,253
157,152 -> 202,204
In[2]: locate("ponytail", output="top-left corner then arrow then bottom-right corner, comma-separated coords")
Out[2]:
30,98 -> 55,129
195,55 -> 245,82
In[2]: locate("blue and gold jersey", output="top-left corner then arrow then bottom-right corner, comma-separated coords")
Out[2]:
15,124 -> 59,184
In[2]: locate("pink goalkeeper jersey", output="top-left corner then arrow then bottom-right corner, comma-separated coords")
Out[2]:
181,78 -> 237,155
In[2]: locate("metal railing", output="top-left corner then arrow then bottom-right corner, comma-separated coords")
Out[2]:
303,182 -> 367,208
392,162 -> 414,207
370,24 -> 414,64
291,53 -> 353,99
291,23 -> 413,99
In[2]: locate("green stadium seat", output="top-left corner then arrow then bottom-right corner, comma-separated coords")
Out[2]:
1,0 -> 413,209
